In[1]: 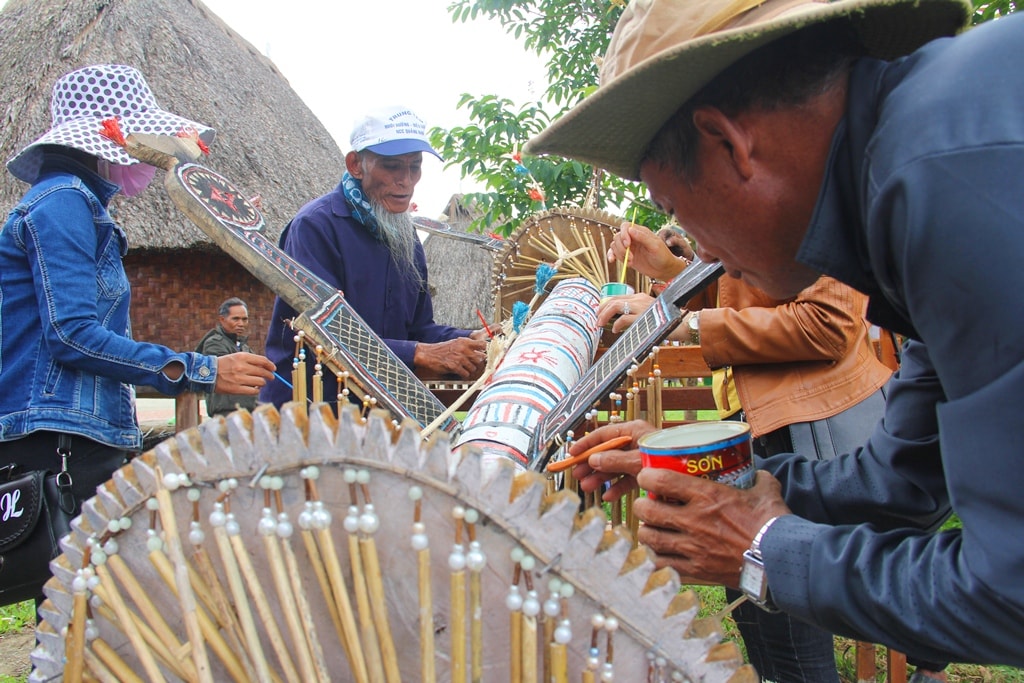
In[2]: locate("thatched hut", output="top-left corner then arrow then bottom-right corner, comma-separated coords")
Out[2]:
422,195 -> 496,330
0,0 -> 345,356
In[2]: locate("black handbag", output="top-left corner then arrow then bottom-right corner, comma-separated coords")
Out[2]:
0,437 -> 76,606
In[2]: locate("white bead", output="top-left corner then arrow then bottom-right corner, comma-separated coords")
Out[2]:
547,577 -> 562,593
146,497 -> 160,511
312,501 -> 331,528
298,506 -> 314,530
448,545 -> 466,571
605,616 -> 619,632
343,469 -> 357,484
452,505 -> 465,520
510,547 -> 524,564
560,583 -> 575,599
106,519 -> 120,534
411,533 -> 429,551
72,575 -> 88,593
520,555 -> 536,572
276,514 -> 293,538
408,486 -> 423,501
209,504 -> 226,527
591,613 -> 606,629
85,621 -> 99,641
177,473 -> 191,488
146,532 -> 163,552
359,507 -> 379,534
601,662 -> 614,681
505,586 -> 523,612
162,473 -> 179,490
344,508 -> 360,534
356,469 -> 370,485
543,597 -> 560,617
554,621 -> 572,644
522,591 -> 540,618
225,514 -> 240,536
258,511 -> 276,536
466,542 -> 486,572
463,508 -> 479,525
118,516 -> 132,531
187,488 -> 201,502
102,539 -> 118,556
189,522 -> 205,546
89,595 -> 103,609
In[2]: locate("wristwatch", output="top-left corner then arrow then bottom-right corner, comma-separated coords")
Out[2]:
687,311 -> 700,343
739,516 -> 780,612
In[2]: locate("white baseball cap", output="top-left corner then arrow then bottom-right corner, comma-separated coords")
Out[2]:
349,105 -> 442,160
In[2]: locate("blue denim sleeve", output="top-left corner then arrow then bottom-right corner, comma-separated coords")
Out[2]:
24,190 -> 217,395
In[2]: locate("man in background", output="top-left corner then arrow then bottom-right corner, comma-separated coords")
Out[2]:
196,297 -> 257,417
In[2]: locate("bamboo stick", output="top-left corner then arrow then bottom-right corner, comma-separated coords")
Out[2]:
409,487 -> 435,683
90,638 -> 146,683
153,473 -> 213,683
63,582 -> 88,682
209,508 -> 275,683
303,469 -> 368,683
357,499 -> 401,682
144,558 -> 255,683
92,561 -> 167,683
90,590 -> 193,681
229,529 -> 301,682
343,480 -> 386,683
82,642 -> 123,683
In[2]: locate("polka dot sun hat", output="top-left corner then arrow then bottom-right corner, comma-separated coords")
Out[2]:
7,64 -> 216,183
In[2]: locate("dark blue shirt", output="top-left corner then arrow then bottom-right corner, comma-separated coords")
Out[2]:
761,15 -> 1024,666
260,182 -> 468,408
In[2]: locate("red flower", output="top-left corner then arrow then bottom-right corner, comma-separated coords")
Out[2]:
528,187 -> 545,202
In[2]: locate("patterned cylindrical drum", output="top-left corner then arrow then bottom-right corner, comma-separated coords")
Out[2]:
456,278 -> 600,472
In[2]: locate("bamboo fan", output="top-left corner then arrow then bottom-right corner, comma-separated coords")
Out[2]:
33,406 -> 755,683
492,208 -> 649,323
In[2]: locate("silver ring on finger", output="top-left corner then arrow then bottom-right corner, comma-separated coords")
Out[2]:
622,301 -> 631,316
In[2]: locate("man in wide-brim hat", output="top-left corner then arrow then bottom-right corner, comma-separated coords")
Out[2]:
532,0 -> 1024,671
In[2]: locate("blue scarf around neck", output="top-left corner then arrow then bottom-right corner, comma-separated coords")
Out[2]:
341,171 -> 381,239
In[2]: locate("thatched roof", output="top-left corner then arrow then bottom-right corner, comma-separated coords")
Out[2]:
423,195 -> 496,329
0,0 -> 344,250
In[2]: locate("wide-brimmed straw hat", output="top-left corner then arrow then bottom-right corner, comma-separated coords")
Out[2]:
7,64 -> 215,183
524,0 -> 971,180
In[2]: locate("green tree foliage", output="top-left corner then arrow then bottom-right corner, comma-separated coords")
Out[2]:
433,0 -> 1013,235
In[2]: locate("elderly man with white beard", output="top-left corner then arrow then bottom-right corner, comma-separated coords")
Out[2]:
261,106 -> 488,409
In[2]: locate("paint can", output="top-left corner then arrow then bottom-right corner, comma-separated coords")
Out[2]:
638,421 -> 755,492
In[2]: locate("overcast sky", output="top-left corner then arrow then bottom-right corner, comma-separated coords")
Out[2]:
200,0 -> 548,217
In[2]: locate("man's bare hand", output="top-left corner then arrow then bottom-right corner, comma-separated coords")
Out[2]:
656,226 -> 696,260
633,469 -> 791,588
570,420 -> 657,500
414,337 -> 488,378
213,352 -> 276,394
608,224 -> 689,282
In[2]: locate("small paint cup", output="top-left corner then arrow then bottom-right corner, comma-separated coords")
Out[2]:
638,421 -> 755,497
599,282 -> 635,301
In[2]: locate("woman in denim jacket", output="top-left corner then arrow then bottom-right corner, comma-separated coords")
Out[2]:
0,65 -> 275,603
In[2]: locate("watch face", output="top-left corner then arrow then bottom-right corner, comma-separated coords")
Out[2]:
178,164 -> 264,231
740,551 -> 769,602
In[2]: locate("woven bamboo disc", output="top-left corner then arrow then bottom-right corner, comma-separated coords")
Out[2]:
32,405 -> 755,682
492,207 -> 650,323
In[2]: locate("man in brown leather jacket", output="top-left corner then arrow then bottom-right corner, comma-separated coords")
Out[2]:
599,223 -> 893,682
